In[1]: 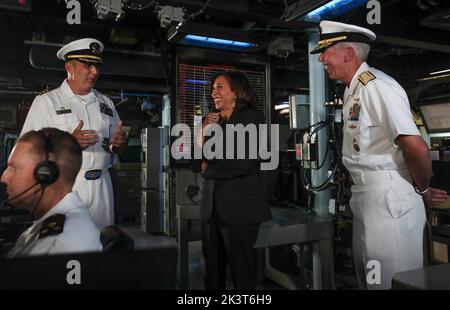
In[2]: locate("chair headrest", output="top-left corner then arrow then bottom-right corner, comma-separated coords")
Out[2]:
100,225 -> 135,252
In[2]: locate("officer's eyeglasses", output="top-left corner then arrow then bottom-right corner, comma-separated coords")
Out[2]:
76,60 -> 103,70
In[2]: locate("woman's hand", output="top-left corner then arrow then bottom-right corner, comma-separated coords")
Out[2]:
204,112 -> 220,126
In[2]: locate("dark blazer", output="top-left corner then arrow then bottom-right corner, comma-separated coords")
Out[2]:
200,106 -> 272,225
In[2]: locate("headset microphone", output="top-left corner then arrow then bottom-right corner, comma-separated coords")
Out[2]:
207,101 -> 219,113
1,130 -> 59,212
1,182 -> 40,208
209,105 -> 222,125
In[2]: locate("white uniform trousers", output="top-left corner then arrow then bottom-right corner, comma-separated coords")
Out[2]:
350,170 -> 426,290
73,169 -> 114,229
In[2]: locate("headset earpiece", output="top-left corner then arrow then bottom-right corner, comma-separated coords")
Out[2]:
34,131 -> 60,187
34,160 -> 59,186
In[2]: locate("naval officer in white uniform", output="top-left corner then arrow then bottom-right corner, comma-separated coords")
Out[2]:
2,128 -> 102,257
20,38 -> 127,229
311,20 -> 448,289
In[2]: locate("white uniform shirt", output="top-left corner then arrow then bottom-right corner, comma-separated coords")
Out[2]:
20,79 -> 120,171
342,62 -> 420,174
7,192 -> 103,258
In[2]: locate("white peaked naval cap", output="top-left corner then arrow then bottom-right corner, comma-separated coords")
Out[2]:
57,38 -> 104,63
311,20 -> 376,54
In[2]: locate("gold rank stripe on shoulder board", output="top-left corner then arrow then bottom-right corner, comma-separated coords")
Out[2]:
358,71 -> 376,85
39,214 -> 65,239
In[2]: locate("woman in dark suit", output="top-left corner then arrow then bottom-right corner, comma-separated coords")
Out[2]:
198,71 -> 272,289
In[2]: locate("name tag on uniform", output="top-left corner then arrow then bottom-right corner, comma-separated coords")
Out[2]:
99,102 -> 113,117
56,108 -> 72,115
85,170 -> 102,180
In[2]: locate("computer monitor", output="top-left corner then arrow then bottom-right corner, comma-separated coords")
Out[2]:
419,102 -> 450,133
0,103 -> 17,128
431,161 -> 450,193
288,94 -> 310,130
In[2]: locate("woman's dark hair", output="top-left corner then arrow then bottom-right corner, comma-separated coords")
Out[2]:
210,71 -> 258,111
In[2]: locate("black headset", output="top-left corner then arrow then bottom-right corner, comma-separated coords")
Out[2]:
33,131 -> 60,187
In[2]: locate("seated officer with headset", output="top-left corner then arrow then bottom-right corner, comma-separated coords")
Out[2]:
1,128 -> 102,258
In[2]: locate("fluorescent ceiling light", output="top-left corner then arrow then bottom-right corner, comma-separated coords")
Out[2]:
429,132 -> 450,137
181,35 -> 257,50
275,103 -> 289,110
304,0 -> 369,22
429,69 -> 450,75
185,79 -> 208,85
168,22 -> 262,52
416,73 -> 450,81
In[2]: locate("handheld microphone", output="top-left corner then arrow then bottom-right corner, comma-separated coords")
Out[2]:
210,105 -> 224,125
1,182 -> 40,209
209,103 -> 219,113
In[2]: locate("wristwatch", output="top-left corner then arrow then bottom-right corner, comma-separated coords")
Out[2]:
414,186 -> 430,196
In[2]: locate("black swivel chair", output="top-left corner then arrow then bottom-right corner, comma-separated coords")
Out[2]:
100,225 -> 135,252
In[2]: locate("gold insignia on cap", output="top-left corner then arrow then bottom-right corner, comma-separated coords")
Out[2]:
90,42 -> 101,55
66,55 -> 102,61
358,71 -> 376,85
311,35 -> 348,53
317,35 -> 348,47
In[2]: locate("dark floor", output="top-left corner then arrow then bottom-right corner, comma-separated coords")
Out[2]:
187,240 -> 360,290
121,226 -> 358,290
187,241 -> 207,290
187,240 -> 291,290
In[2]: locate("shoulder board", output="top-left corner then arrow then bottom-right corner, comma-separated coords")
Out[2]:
358,71 -> 376,86
39,214 -> 65,239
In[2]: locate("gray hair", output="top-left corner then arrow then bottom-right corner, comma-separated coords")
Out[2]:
335,42 -> 371,61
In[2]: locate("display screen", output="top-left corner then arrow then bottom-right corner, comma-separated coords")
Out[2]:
0,110 -> 13,122
419,102 -> 450,133
0,104 -> 17,128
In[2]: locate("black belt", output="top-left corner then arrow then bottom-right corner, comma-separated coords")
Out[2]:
84,169 -> 102,180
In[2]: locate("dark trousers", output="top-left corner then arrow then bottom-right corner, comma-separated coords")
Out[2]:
201,214 -> 260,290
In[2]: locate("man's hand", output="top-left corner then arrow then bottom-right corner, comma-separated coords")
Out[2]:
424,187 -> 449,207
110,120 -> 127,153
72,120 -> 99,150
